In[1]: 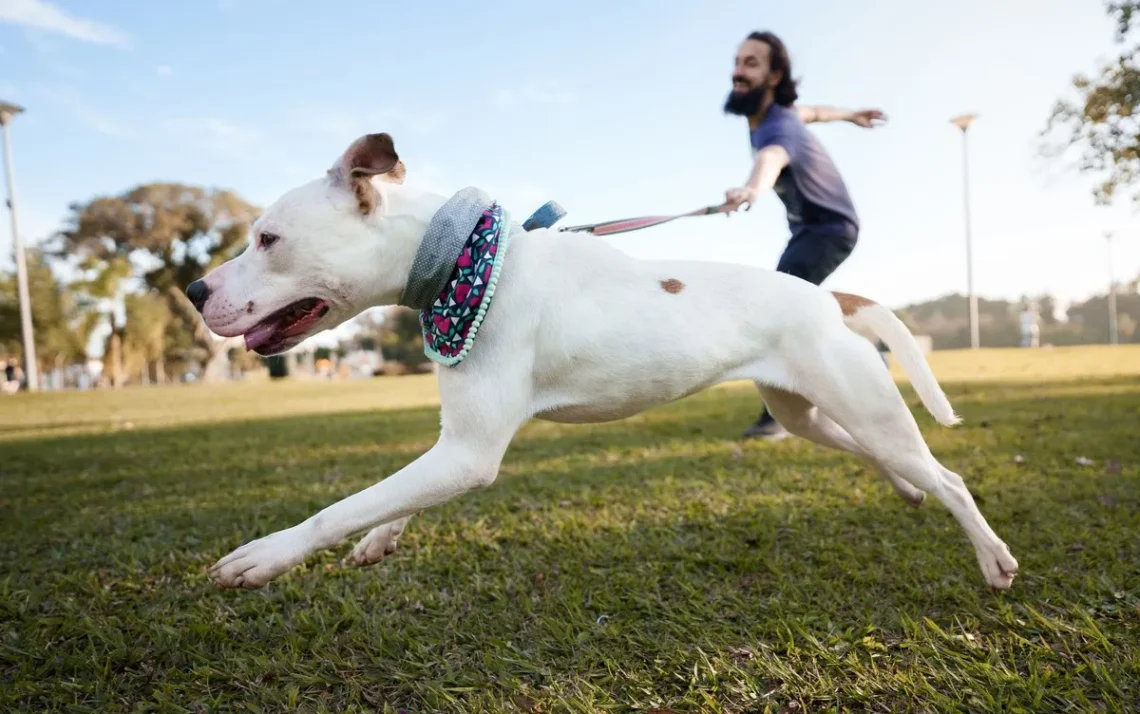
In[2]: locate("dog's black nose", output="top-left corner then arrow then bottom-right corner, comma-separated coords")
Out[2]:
186,280 -> 211,312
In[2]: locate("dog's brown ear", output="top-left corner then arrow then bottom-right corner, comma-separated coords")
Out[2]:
380,160 -> 406,185
332,133 -> 401,213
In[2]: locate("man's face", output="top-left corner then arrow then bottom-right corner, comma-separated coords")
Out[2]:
723,38 -> 775,116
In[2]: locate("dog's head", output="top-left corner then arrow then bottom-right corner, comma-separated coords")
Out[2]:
187,133 -> 426,356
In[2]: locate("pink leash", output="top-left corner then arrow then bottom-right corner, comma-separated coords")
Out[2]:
557,204 -> 732,236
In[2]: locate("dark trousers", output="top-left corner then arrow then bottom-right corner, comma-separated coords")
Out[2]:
755,222 -> 858,425
775,221 -> 858,286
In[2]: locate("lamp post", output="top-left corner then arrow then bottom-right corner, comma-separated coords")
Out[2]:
951,113 -> 980,349
0,100 -> 38,391
1105,230 -> 1118,345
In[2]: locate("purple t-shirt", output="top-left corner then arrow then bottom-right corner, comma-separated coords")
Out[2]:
750,104 -> 859,234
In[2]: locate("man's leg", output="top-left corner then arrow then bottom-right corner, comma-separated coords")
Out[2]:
743,223 -> 858,440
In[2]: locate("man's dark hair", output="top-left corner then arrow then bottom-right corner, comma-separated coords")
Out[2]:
747,31 -> 799,107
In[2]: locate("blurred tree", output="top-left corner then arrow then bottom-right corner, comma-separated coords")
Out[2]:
0,249 -> 91,373
122,292 -> 174,384
377,306 -> 426,369
48,182 -> 259,381
1042,2 -> 1140,205
896,290 -> 1140,347
1036,294 -> 1060,325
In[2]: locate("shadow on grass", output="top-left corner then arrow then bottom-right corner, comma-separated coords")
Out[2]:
1,376 -> 1137,711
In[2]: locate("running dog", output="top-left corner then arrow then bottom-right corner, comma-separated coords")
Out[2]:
187,133 -> 1018,591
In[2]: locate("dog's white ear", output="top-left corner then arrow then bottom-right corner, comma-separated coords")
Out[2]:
331,133 -> 404,214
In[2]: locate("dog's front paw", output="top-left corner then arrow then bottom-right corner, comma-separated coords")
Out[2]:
209,525 -> 311,589
349,517 -> 409,567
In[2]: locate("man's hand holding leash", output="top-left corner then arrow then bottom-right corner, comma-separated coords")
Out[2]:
722,144 -> 791,214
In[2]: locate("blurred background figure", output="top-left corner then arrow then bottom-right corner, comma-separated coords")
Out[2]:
1020,302 -> 1041,348
3,358 -> 22,394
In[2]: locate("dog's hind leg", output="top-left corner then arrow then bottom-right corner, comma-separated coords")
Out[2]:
785,329 -> 1018,589
349,515 -> 412,566
756,385 -> 926,507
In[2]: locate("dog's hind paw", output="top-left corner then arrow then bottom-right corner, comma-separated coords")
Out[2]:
902,489 -> 926,508
348,517 -> 409,567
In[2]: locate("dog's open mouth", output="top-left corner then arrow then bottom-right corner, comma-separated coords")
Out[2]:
243,297 -> 330,355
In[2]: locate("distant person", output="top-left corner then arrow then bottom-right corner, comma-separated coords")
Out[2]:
720,30 -> 887,440
1020,304 -> 1040,348
2,359 -> 20,394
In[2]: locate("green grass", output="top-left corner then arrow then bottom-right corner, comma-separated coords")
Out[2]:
2,346 -> 1139,713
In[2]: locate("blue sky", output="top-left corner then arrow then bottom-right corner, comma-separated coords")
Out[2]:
1,0 -> 1138,316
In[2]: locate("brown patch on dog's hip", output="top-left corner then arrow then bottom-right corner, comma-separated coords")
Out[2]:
832,291 -> 875,316
660,279 -> 685,294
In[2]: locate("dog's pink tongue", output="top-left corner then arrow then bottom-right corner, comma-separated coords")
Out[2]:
244,323 -> 277,351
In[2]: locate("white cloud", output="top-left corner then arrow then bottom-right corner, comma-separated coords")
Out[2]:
0,0 -> 131,49
156,65 -> 173,77
163,117 -> 261,158
35,84 -> 129,137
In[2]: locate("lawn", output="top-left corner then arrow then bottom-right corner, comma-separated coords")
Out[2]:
1,346 -> 1138,713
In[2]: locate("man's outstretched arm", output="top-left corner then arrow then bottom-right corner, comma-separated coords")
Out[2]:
797,106 -> 887,128
721,144 -> 790,212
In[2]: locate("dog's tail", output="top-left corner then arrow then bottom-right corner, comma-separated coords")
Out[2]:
833,292 -> 960,427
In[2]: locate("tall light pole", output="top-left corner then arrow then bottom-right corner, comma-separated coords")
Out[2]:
951,113 -> 980,349
1105,230 -> 1118,345
0,100 -> 38,391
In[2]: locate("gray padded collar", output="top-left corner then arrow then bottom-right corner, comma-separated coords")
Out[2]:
398,186 -> 494,310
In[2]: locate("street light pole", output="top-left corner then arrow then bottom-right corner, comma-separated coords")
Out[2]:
0,100 -> 38,391
1105,230 -> 1118,345
952,113 -> 980,349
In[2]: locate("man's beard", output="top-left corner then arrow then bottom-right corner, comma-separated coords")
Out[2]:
723,85 -> 766,116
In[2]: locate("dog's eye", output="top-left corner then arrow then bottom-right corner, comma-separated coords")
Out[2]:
260,233 -> 281,249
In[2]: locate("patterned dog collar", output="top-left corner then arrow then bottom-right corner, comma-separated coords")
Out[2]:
402,189 -> 512,366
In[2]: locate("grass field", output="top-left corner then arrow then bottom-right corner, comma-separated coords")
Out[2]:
2,345 -> 1138,713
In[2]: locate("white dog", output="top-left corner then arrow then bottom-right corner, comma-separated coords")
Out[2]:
188,133 -> 1018,592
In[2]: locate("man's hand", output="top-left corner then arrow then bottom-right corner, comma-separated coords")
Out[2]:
798,105 -> 888,128
720,145 -> 789,214
722,186 -> 757,213
846,109 -> 887,128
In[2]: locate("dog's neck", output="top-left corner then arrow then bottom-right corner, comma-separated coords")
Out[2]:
361,182 -> 450,308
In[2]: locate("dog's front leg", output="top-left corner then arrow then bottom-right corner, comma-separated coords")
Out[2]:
209,432 -> 513,589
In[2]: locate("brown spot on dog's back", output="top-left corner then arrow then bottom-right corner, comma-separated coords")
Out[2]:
660,279 -> 685,294
832,291 -> 875,316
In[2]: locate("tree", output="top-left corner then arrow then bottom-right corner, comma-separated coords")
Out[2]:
0,249 -> 91,373
374,306 -> 426,369
1036,294 -> 1061,325
1065,290 -> 1140,343
121,292 -> 174,384
48,182 -> 259,381
1041,2 -> 1140,205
